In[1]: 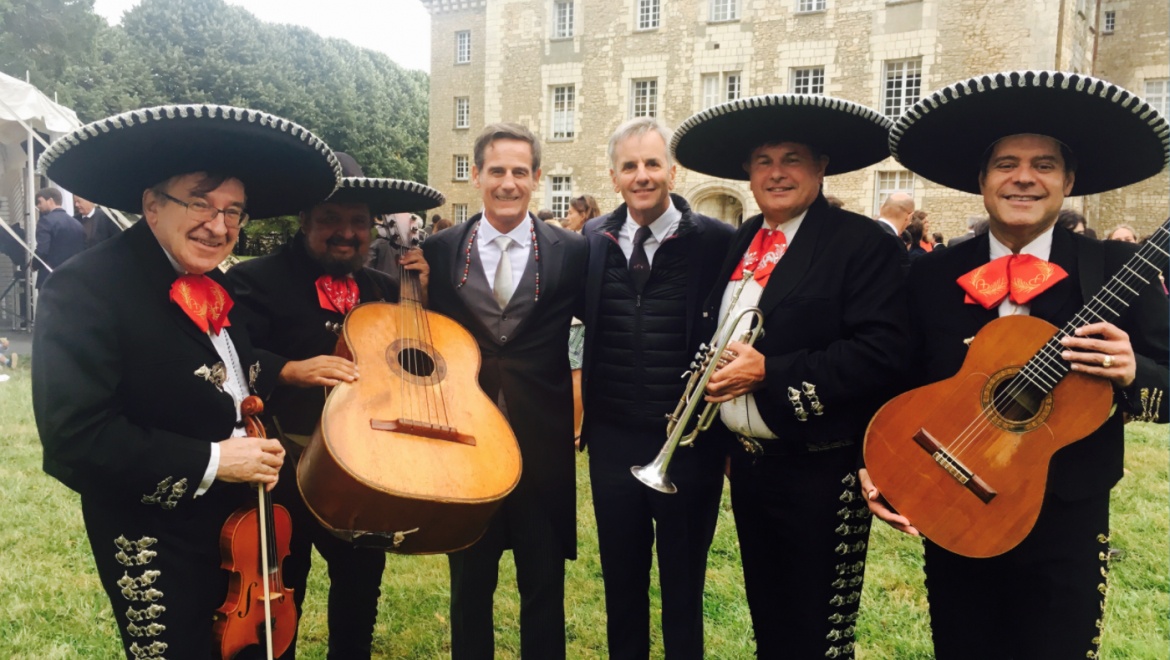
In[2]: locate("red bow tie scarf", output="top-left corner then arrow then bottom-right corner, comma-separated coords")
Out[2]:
316,275 -> 360,315
170,275 -> 233,334
958,254 -> 1068,308
731,227 -> 788,287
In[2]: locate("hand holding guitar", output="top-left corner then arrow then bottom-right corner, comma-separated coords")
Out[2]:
1060,321 -> 1136,387
279,355 -> 359,387
858,468 -> 918,537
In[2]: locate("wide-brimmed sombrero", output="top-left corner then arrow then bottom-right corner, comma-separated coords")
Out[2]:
671,95 -> 894,180
38,104 -> 341,218
322,152 -> 445,215
889,70 -> 1170,195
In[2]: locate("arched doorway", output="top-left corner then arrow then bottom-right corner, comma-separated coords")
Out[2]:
693,192 -> 744,226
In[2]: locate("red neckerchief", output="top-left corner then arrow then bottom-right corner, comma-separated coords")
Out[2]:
958,253 -> 1068,309
170,274 -> 233,335
730,227 -> 788,287
315,274 -> 360,314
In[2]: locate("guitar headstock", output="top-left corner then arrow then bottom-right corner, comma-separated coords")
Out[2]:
385,213 -> 427,253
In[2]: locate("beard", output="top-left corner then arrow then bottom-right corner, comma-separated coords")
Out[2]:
310,236 -> 367,276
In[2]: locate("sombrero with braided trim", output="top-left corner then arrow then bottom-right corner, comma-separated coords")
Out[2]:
670,94 -> 894,180
322,152 -> 445,215
38,104 -> 342,219
889,71 -> 1170,196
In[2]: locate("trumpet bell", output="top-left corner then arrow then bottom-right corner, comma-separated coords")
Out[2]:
630,463 -> 678,494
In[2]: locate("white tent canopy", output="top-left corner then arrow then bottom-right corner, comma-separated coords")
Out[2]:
0,70 -> 82,327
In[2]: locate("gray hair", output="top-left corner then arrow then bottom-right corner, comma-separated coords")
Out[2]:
607,117 -> 673,169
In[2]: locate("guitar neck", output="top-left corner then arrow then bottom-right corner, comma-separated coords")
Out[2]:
1021,220 -> 1169,395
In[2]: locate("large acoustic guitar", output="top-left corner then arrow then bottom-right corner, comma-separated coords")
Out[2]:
297,220 -> 521,554
864,219 -> 1168,558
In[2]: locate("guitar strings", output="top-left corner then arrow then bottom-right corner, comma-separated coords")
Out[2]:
942,231 -> 1167,462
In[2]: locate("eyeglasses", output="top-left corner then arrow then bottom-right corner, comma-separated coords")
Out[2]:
160,191 -> 249,228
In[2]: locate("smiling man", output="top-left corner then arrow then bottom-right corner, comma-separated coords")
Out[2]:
228,152 -> 441,659
671,96 -> 910,659
578,117 -> 734,659
32,105 -> 339,659
865,71 -> 1169,659
422,122 -> 587,660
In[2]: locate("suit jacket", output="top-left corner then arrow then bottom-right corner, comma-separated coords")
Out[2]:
35,207 -> 86,274
580,193 -> 735,452
906,227 -> 1169,499
33,220 -> 280,510
79,208 -> 121,249
423,214 -> 588,558
228,232 -> 401,438
701,194 -> 911,447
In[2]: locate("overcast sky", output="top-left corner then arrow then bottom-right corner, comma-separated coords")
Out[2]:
92,0 -> 432,73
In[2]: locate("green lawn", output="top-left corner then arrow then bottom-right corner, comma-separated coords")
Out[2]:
1,365 -> 1165,658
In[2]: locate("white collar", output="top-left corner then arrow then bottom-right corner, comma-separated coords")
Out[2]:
478,212 -> 533,248
988,225 -> 1055,261
763,208 -> 808,237
623,198 -> 680,243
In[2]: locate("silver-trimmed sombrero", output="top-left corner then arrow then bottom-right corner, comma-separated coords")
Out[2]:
319,152 -> 444,214
671,94 -> 894,180
38,104 -> 342,219
889,70 -> 1170,196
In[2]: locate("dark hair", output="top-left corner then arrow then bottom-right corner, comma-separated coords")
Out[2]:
149,173 -> 233,202
932,231 -> 945,244
980,136 -> 1079,177
1056,209 -> 1086,233
536,209 -> 555,221
569,194 -> 601,220
36,187 -> 62,204
824,195 -> 845,209
907,219 -> 925,245
431,217 -> 454,233
473,122 -> 541,171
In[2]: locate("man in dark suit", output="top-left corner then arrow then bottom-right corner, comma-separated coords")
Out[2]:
73,195 -> 121,249
229,152 -> 442,659
874,191 -> 914,238
32,105 -> 340,659
33,186 -> 85,288
579,117 -> 734,659
671,96 -> 911,659
423,122 -> 587,660
864,70 -> 1169,659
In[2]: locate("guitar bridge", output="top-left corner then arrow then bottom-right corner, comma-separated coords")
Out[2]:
912,429 -> 997,504
370,418 -> 476,446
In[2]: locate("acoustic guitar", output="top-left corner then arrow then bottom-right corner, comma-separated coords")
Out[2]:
864,219 -> 1168,558
297,219 -> 522,554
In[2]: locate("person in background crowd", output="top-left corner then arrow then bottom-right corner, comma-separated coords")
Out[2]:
33,187 -> 86,288
825,194 -> 845,209
565,194 -> 601,233
73,195 -> 120,249
536,208 -> 555,222
1106,224 -> 1139,243
912,210 -> 932,253
875,192 -> 915,238
431,216 -> 454,233
906,219 -> 929,262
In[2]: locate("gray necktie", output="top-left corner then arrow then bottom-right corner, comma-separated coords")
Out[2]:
492,235 -> 515,309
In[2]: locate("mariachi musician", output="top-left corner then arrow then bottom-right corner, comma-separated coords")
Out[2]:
671,95 -> 911,659
229,152 -> 443,659
863,71 -> 1170,659
32,105 -> 340,659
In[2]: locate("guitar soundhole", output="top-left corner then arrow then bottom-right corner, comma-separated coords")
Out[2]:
981,367 -> 1053,432
398,348 -> 436,377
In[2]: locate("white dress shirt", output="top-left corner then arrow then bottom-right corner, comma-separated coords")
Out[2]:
719,210 -> 808,439
988,226 -> 1055,318
617,200 -> 681,266
477,213 -> 534,294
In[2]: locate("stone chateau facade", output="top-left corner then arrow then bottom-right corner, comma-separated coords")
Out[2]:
422,0 -> 1168,240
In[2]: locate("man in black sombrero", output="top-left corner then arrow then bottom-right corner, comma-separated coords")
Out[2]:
671,95 -> 911,659
32,104 -> 340,659
863,71 -> 1169,658
228,153 -> 443,659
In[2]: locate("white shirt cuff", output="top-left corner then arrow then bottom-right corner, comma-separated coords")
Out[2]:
195,442 -> 221,497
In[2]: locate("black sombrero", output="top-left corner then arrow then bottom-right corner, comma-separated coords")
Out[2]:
322,152 -> 445,215
889,70 -> 1170,196
671,94 -> 894,180
38,104 -> 342,218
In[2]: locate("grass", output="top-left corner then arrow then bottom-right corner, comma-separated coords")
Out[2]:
1,364 -> 1165,658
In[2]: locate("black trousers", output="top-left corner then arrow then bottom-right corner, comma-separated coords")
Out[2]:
924,492 -> 1111,660
729,445 -> 870,659
587,419 -> 724,660
448,489 -> 567,660
276,451 -> 385,660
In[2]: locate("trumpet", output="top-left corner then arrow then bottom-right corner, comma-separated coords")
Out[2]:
631,271 -> 765,494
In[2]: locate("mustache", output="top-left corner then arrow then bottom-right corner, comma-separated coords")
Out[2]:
326,236 -> 362,248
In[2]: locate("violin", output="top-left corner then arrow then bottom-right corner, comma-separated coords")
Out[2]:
213,395 -> 296,659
